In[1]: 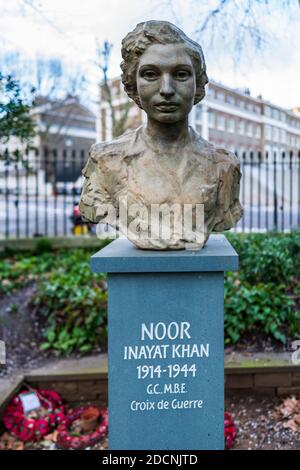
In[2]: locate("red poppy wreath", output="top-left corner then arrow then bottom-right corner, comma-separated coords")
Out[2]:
57,407 -> 108,449
2,388 -> 65,442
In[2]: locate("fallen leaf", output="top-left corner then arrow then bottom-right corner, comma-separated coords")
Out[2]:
283,419 -> 298,433
44,431 -> 58,443
277,397 -> 300,418
293,414 -> 300,425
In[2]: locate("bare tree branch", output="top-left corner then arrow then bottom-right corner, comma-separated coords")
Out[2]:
96,40 -> 132,138
196,0 -> 228,34
165,0 -> 300,64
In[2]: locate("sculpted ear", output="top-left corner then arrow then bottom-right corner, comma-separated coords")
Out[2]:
193,84 -> 206,105
194,70 -> 208,104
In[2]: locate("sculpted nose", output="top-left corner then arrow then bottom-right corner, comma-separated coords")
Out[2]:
159,74 -> 175,98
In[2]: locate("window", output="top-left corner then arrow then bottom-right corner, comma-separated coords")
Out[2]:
207,86 -> 214,97
208,111 -> 214,128
265,106 -> 271,117
227,95 -> 234,105
265,125 -> 271,139
280,129 -> 286,143
195,105 -> 202,121
247,122 -> 252,136
280,112 -> 286,122
217,115 -> 225,130
65,139 -> 73,147
227,118 -> 234,133
272,127 -> 279,141
238,120 -> 245,135
217,90 -> 225,101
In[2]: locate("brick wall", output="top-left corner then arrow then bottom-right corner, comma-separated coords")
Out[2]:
226,369 -> 300,397
2,366 -> 300,416
27,374 -> 108,408
26,367 -> 300,406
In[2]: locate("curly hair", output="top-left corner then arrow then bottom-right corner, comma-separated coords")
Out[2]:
120,21 -> 208,109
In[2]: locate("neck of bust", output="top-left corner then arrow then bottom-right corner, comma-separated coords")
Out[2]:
145,116 -> 191,147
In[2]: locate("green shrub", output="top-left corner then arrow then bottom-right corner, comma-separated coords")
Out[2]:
36,270 -> 107,354
34,237 -> 53,254
224,273 -> 298,344
224,231 -> 300,344
33,249 -> 108,354
0,251 -> 66,295
0,241 -> 110,355
226,232 -> 298,284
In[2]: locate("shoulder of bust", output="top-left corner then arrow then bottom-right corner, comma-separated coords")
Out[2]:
89,127 -> 140,161
192,130 -> 240,170
191,129 -> 219,160
213,147 -> 240,167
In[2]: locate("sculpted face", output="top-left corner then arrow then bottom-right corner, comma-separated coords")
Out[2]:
137,43 -> 196,123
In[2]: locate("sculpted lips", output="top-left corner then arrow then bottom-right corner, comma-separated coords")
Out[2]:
154,101 -> 179,112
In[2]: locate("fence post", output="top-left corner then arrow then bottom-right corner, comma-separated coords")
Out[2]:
4,149 -> 10,239
281,151 -> 285,232
273,151 -> 278,231
258,150 -> 261,230
289,151 -> 293,229
250,151 -> 253,232
265,151 -> 269,230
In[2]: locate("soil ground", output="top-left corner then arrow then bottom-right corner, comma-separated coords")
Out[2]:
226,394 -> 300,450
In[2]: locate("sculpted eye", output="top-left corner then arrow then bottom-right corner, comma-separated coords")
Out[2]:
142,70 -> 159,81
174,70 -> 191,80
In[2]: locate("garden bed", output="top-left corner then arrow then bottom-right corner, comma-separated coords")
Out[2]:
1,371 -> 300,450
0,232 -> 299,368
2,394 -> 299,450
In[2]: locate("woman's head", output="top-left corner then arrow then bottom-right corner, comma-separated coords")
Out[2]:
121,21 -> 208,110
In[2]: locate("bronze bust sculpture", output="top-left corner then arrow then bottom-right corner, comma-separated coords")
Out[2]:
79,21 -> 243,250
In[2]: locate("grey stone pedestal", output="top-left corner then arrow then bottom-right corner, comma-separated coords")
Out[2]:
91,234 -> 238,450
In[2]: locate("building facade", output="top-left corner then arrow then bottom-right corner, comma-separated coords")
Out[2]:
98,78 -> 300,159
0,96 -> 97,194
33,96 -> 97,182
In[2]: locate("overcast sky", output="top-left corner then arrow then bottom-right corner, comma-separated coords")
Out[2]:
0,0 -> 299,110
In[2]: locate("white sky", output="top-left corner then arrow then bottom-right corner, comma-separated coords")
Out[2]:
0,0 -> 299,110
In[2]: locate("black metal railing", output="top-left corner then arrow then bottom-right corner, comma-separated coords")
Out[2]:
0,147 -> 87,238
0,148 -> 300,238
235,150 -> 300,233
